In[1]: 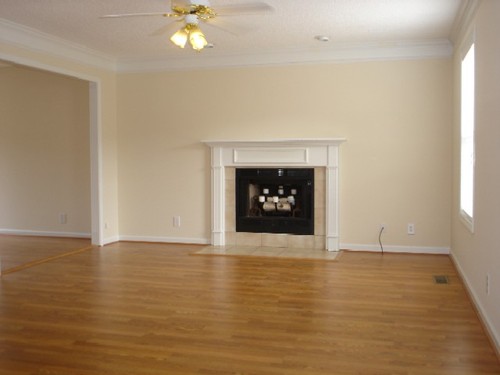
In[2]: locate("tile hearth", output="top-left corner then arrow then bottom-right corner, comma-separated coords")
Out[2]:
195,245 -> 340,261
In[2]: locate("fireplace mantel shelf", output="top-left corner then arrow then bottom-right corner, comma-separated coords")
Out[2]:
203,138 -> 346,251
202,138 -> 346,148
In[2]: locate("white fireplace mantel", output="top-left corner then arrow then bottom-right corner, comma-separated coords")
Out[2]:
203,138 -> 346,251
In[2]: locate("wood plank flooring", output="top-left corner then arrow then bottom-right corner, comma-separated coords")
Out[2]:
0,235 -> 91,273
0,241 -> 499,374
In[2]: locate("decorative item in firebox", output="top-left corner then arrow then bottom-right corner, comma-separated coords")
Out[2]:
249,185 -> 302,217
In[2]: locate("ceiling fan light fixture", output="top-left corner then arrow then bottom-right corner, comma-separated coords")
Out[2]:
188,25 -> 208,51
170,27 -> 189,48
170,14 -> 207,51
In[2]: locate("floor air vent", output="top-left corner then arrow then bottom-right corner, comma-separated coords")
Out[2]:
433,275 -> 449,284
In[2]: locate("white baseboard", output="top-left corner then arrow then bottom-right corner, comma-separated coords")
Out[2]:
0,229 -> 209,247
102,235 -> 120,246
0,228 -> 91,239
450,252 -> 500,357
0,230 -> 208,247
118,235 -> 210,245
340,243 -> 450,254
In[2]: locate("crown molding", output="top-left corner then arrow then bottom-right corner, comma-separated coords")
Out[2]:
0,17 -> 453,74
117,39 -> 453,73
450,0 -> 481,45
0,18 -> 116,71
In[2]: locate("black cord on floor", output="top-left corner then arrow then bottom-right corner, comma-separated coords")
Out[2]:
379,226 -> 384,254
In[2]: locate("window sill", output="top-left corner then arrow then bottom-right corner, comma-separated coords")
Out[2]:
459,209 -> 474,234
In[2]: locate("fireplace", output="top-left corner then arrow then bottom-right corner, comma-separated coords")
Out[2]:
202,138 -> 346,251
236,168 -> 314,235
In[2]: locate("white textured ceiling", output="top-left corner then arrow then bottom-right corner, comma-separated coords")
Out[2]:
0,0 -> 464,70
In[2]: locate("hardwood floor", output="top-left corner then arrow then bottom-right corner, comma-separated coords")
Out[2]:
0,235 -> 91,273
0,241 -> 499,374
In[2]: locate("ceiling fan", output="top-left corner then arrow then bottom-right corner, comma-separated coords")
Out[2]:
101,0 -> 274,51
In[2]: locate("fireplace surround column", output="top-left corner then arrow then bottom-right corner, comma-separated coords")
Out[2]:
326,144 -> 341,251
203,139 -> 346,251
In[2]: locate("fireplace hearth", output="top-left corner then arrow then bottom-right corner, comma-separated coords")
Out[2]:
236,168 -> 314,235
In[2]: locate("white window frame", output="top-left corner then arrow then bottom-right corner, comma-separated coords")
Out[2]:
459,32 -> 475,233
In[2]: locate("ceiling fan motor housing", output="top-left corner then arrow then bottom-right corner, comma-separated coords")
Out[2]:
176,0 -> 210,9
185,14 -> 199,25
191,0 -> 210,6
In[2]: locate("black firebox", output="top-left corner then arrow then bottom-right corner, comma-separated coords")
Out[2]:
235,168 -> 314,235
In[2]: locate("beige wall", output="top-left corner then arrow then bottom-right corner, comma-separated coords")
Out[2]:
0,42 -> 119,244
451,0 -> 500,354
118,59 -> 452,249
0,65 -> 90,234
0,39 -> 453,250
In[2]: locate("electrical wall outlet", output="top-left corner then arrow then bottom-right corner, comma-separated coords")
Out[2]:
59,213 -> 67,224
380,223 -> 386,232
173,216 -> 181,228
407,223 -> 415,235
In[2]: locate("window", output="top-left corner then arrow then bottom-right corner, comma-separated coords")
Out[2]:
460,41 -> 475,232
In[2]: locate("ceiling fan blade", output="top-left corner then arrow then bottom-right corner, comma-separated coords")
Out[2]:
214,2 -> 274,16
100,12 -> 178,19
204,17 -> 251,36
149,19 -> 184,37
